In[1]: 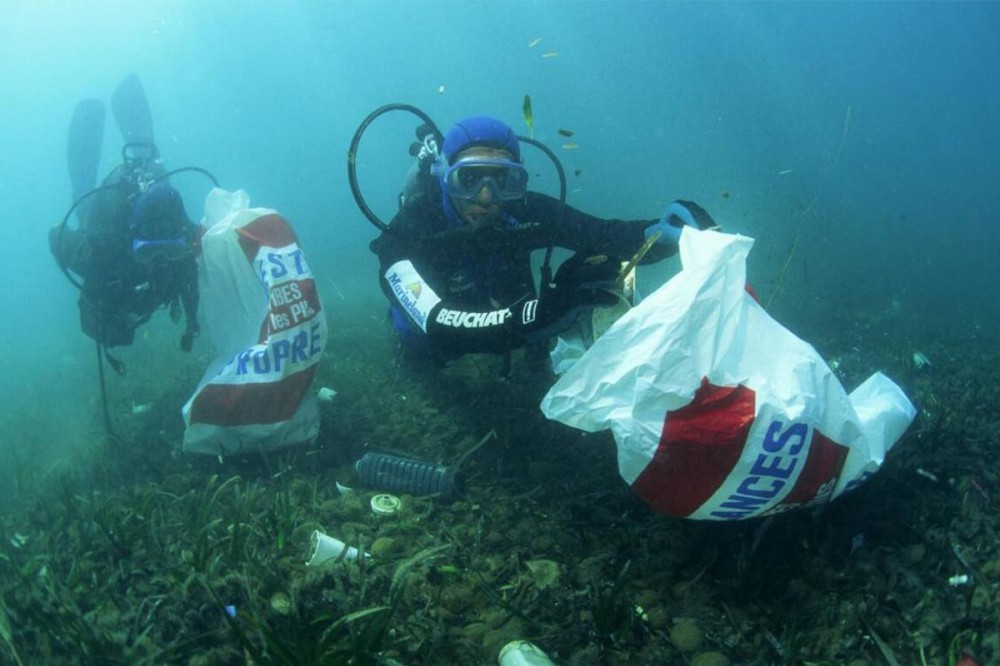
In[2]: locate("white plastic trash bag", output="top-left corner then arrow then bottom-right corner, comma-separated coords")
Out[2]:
540,228 -> 916,520
182,188 -> 327,455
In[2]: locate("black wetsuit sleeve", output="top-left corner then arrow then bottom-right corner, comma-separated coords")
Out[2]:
521,192 -> 674,262
370,208 -> 537,355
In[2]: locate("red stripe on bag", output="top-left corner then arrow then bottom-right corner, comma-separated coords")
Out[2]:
236,213 -> 299,260
189,366 -> 317,426
266,279 -> 323,334
632,380 -> 756,517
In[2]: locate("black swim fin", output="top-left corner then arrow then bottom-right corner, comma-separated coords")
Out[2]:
111,73 -> 154,145
66,98 -> 105,213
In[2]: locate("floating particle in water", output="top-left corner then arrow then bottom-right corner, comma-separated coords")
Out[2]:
522,94 -> 534,138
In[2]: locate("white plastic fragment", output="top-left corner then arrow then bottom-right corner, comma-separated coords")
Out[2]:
305,530 -> 368,567
498,639 -> 556,666
916,468 -> 940,483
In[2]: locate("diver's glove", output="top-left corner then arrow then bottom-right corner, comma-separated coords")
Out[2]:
645,200 -> 718,246
521,253 -> 621,342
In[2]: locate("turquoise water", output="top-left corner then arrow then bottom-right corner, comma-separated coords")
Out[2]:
2,0 -> 997,482
2,0 -> 996,492
0,3 -> 998,662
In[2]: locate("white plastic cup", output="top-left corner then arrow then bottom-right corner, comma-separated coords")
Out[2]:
305,530 -> 365,567
498,640 -> 557,666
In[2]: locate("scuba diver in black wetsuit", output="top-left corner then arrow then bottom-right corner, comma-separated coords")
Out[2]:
52,172 -> 202,350
351,108 -> 718,371
50,74 -> 218,356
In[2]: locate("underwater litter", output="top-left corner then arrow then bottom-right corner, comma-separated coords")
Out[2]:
347,428 -> 497,500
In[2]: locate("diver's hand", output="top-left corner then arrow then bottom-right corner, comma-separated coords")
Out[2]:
645,200 -> 718,245
521,253 -> 621,341
552,252 -> 620,294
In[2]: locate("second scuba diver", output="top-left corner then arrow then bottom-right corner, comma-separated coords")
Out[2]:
368,115 -> 718,370
51,168 -> 202,351
50,74 -> 215,355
